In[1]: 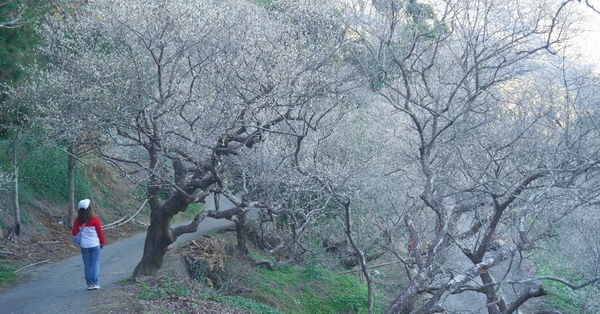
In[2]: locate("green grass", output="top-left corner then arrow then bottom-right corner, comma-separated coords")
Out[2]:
530,240 -> 599,313
175,202 -> 205,223
138,276 -> 282,313
533,261 -> 597,313
141,258 -> 380,314
20,148 -> 91,203
207,295 -> 283,314
245,259 -> 379,314
0,262 -> 18,285
138,276 -> 192,300
0,140 -> 145,226
0,144 -> 92,206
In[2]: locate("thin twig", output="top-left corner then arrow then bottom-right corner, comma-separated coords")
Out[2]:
535,275 -> 600,290
339,260 -> 403,274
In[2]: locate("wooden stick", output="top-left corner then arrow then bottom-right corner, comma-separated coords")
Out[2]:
14,259 -> 51,273
0,250 -> 22,257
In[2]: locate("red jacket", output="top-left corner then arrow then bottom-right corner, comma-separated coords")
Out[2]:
72,216 -> 106,247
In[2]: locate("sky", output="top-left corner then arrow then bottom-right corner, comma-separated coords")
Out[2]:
570,5 -> 600,72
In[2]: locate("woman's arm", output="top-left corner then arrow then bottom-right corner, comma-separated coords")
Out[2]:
93,216 -> 106,244
72,220 -> 81,236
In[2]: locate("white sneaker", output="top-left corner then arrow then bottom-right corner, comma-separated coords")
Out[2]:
92,284 -> 101,290
87,285 -> 94,290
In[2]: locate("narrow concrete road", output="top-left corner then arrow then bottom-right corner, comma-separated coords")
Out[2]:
0,196 -> 234,314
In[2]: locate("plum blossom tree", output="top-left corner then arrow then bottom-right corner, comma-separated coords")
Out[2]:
343,0 -> 600,312
32,0 -> 354,276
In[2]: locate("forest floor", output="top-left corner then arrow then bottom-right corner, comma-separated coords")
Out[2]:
89,242 -> 248,314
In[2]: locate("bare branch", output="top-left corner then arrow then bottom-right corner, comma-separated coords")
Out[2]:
170,211 -> 207,241
414,244 -> 518,314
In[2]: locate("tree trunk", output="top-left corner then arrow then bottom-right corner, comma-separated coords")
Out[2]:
206,205 -> 250,255
235,214 -> 249,255
386,265 -> 434,314
132,189 -> 207,277
413,244 -> 518,313
66,147 -> 76,228
10,162 -> 20,243
342,200 -> 373,314
132,208 -> 173,277
480,272 -> 505,314
133,140 -> 174,278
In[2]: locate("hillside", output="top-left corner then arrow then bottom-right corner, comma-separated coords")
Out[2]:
0,157 -> 379,313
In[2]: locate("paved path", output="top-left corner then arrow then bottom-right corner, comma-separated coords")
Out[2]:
0,197 -> 234,314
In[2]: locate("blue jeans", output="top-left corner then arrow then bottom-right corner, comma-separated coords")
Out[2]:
81,246 -> 100,285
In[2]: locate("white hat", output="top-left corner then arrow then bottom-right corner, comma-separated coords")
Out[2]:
78,199 -> 91,210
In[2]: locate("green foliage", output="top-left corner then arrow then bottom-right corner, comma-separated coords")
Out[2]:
0,0 -> 50,88
351,0 -> 450,93
0,262 -> 18,285
0,1 -> 50,137
17,147 -> 91,204
0,144 -> 91,205
0,2 -> 39,84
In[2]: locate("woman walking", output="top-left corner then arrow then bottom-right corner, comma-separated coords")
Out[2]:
72,199 -> 106,290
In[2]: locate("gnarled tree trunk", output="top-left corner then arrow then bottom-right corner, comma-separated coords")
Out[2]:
132,163 -> 214,278
132,206 -> 173,277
